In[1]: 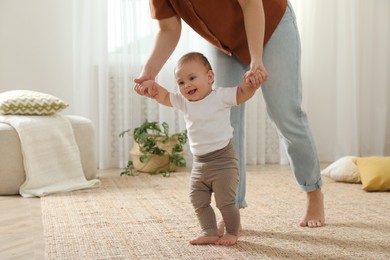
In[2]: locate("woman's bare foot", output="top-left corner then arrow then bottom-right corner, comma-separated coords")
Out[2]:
299,188 -> 325,228
189,235 -> 219,245
215,234 -> 238,246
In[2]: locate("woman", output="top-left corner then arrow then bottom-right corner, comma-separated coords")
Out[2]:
135,0 -> 325,228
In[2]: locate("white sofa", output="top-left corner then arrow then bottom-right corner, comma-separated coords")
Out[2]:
0,115 -> 97,195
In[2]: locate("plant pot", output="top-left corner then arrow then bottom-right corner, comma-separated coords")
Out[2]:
129,137 -> 180,173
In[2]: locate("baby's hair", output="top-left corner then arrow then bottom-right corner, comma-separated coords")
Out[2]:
175,52 -> 213,71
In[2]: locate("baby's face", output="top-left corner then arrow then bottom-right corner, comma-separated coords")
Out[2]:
175,60 -> 214,102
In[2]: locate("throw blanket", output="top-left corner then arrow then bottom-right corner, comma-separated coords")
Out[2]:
0,115 -> 100,197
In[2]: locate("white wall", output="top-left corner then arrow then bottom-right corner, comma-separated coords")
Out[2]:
0,0 -> 75,113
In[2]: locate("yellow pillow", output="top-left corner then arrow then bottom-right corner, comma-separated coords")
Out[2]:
353,157 -> 390,191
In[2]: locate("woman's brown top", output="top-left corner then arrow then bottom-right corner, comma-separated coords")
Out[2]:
149,0 -> 288,65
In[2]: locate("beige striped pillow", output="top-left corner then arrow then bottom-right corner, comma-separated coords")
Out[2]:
0,90 -> 68,115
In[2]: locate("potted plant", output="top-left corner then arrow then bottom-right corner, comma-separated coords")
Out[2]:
119,120 -> 188,177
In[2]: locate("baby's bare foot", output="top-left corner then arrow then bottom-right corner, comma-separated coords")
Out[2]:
189,235 -> 219,245
215,234 -> 238,246
217,220 -> 242,237
217,220 -> 225,237
299,188 -> 325,228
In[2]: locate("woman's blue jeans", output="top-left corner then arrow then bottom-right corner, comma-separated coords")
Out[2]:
210,2 -> 322,208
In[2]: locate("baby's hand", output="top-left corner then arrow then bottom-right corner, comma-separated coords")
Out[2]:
243,70 -> 261,89
134,80 -> 158,98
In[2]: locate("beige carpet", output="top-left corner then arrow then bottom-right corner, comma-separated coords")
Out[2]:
41,165 -> 390,260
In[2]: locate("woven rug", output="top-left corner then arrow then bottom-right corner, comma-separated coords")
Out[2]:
41,166 -> 390,259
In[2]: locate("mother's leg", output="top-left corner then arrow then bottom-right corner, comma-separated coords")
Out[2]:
209,49 -> 248,209
262,3 -> 324,227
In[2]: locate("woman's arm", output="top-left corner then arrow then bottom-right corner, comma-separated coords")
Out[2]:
237,0 -> 269,85
134,16 -> 181,87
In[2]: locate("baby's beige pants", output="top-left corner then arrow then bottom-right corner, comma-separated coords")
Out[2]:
190,140 -> 240,236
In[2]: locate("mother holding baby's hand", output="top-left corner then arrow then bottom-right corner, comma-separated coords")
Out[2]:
134,0 -> 325,228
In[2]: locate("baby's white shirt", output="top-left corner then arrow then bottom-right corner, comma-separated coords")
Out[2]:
169,87 -> 238,156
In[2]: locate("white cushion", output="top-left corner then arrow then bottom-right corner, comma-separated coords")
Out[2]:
321,156 -> 361,183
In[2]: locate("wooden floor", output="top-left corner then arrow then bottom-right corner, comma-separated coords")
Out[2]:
0,165 -> 293,260
0,192 -> 44,260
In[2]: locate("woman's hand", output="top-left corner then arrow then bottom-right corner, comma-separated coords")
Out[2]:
245,60 -> 269,88
243,69 -> 262,89
134,74 -> 153,96
134,80 -> 158,99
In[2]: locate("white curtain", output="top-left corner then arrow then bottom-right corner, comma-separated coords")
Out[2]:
73,0 -> 390,169
291,0 -> 390,161
72,0 -> 110,168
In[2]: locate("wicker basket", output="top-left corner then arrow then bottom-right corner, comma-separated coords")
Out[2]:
129,137 -> 179,173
